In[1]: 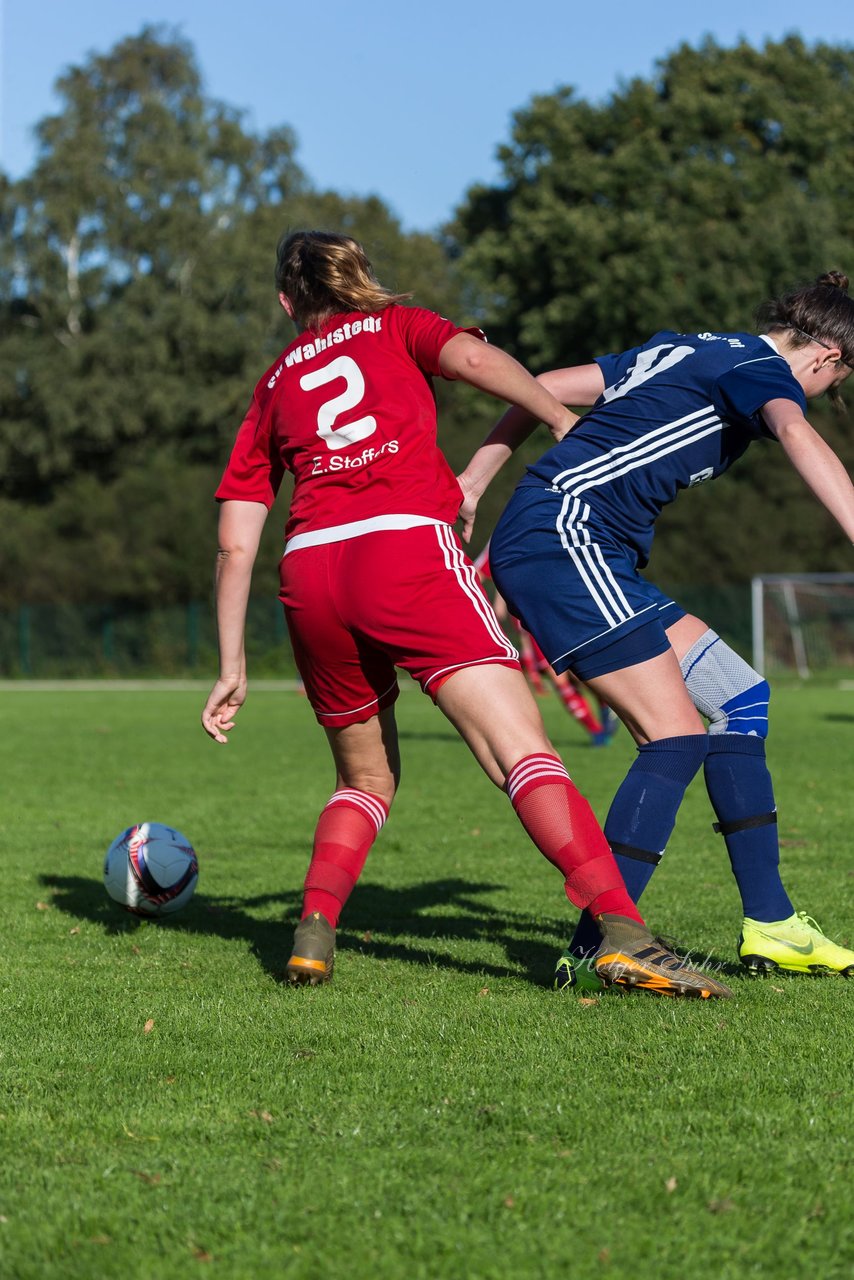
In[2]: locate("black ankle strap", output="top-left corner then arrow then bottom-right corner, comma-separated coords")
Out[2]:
712,810 -> 777,837
609,840 -> 662,865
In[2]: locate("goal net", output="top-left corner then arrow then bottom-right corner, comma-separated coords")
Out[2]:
751,574 -> 854,678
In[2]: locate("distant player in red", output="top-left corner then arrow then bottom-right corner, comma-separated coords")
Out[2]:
473,544 -> 615,745
201,230 -> 729,998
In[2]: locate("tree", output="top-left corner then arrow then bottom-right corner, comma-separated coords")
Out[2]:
449,36 -> 854,580
451,36 -> 854,365
0,28 -> 469,608
0,25 -> 307,500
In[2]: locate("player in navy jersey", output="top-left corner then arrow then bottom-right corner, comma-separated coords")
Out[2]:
201,230 -> 730,997
474,542 -> 615,743
458,270 -> 854,988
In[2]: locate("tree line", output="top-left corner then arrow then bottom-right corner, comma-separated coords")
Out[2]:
1,27 -> 852,612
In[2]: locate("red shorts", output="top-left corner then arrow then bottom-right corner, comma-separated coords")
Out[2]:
279,524 -> 520,728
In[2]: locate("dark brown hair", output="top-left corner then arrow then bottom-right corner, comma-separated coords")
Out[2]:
758,270 -> 854,368
275,231 -> 412,333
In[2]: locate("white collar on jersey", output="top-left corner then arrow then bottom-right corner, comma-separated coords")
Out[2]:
758,333 -> 781,353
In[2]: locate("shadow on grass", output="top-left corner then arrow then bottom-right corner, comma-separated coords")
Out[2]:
39,872 -> 569,989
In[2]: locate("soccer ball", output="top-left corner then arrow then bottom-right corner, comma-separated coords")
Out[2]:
104,822 -> 199,917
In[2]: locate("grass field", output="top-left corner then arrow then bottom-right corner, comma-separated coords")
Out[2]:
1,683 -> 852,1279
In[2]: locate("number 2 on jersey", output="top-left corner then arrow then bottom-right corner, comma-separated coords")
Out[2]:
300,355 -> 377,450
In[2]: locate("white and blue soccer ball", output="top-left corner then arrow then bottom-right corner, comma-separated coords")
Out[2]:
104,822 -> 198,917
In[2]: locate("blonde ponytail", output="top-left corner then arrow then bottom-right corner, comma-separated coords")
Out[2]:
275,231 -> 412,333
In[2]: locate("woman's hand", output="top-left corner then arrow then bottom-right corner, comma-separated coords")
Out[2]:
456,472 -> 481,544
549,407 -> 579,442
202,500 -> 267,744
201,675 -> 247,744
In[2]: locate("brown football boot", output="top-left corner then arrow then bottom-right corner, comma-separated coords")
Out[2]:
594,915 -> 732,998
286,911 -> 335,986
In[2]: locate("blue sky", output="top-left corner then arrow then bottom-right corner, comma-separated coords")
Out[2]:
1,0 -> 852,231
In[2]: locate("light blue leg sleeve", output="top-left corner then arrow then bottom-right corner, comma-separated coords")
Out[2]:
679,630 -> 769,738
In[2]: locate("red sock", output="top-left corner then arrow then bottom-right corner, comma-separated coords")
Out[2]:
558,684 -> 602,735
301,790 -> 389,927
505,754 -> 642,921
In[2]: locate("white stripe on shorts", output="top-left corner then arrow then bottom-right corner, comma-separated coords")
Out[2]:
434,525 -> 517,659
556,495 -> 635,629
319,679 -> 398,721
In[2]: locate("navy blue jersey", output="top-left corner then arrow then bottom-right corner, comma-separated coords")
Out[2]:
521,331 -> 806,565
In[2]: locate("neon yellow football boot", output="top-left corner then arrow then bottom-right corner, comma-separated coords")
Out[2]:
554,949 -> 608,993
739,911 -> 854,976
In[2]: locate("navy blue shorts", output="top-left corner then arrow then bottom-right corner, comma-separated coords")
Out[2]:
490,486 -> 684,681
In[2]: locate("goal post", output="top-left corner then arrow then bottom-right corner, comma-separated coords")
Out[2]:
751,573 -> 854,678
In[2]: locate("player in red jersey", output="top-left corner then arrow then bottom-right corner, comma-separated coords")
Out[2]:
201,230 -> 730,997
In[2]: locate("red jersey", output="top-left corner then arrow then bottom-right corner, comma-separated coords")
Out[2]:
216,305 -> 484,546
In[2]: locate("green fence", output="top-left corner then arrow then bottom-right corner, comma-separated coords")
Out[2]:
667,584 -> 753,658
0,585 -> 754,680
0,600 -> 296,679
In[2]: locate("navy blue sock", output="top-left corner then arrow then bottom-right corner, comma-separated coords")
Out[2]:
704,734 -> 793,923
569,735 -> 709,958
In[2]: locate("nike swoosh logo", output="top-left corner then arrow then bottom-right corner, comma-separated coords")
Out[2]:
753,933 -> 814,955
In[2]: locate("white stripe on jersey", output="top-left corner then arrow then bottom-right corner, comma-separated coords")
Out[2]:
566,419 -> 724,501
556,495 -> 635,629
732,353 -> 785,370
327,788 -> 388,833
285,513 -> 444,554
434,525 -> 517,658
550,405 -> 722,492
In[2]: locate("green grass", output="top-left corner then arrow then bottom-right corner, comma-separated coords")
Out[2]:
1,685 -> 853,1279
